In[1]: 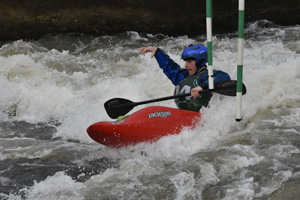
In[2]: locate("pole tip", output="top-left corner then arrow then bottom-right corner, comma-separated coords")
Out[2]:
236,118 -> 242,122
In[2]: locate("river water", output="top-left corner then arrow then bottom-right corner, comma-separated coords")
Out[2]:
0,20 -> 299,199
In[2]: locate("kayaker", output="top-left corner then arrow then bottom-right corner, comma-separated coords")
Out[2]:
139,44 -> 231,111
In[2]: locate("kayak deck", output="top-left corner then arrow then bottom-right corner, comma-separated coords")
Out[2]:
87,106 -> 201,147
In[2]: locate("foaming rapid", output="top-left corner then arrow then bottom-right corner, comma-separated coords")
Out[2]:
1,21 -> 299,199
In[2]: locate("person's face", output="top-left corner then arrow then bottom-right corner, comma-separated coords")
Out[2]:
184,60 -> 197,75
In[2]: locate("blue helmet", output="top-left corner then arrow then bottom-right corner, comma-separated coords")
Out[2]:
181,44 -> 208,68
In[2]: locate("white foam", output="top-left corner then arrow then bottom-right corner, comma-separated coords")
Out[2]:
170,172 -> 199,199
17,172 -> 86,200
222,177 -> 255,200
256,170 -> 293,197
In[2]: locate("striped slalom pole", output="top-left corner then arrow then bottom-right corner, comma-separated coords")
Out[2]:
236,0 -> 245,121
206,0 -> 214,89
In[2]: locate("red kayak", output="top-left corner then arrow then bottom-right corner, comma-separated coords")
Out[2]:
87,106 -> 201,147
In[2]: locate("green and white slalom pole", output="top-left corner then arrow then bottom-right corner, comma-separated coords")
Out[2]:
236,0 -> 245,121
206,0 -> 214,89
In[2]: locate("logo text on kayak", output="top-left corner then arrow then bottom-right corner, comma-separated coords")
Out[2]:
148,111 -> 172,119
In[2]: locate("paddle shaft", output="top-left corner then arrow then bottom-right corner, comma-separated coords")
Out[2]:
129,92 -> 191,107
108,88 -> 217,110
105,80 -> 246,118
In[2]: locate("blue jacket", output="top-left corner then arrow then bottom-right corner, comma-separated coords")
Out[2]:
154,48 -> 231,88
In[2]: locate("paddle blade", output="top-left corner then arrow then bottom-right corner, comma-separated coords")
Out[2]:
104,98 -> 135,119
212,80 -> 247,96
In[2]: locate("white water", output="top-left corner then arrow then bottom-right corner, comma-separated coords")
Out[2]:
0,21 -> 299,199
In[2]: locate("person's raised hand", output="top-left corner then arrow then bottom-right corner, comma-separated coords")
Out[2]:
139,47 -> 157,58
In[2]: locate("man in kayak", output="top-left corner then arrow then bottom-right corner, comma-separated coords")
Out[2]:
140,44 -> 231,111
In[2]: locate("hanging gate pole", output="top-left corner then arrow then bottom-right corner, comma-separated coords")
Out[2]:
236,0 -> 245,121
206,0 -> 214,89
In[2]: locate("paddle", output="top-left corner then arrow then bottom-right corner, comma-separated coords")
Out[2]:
105,80 -> 246,119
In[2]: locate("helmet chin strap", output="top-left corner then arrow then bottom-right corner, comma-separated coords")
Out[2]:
194,65 -> 207,75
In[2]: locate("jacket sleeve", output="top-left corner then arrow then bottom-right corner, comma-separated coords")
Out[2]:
154,48 -> 188,85
197,70 -> 231,89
